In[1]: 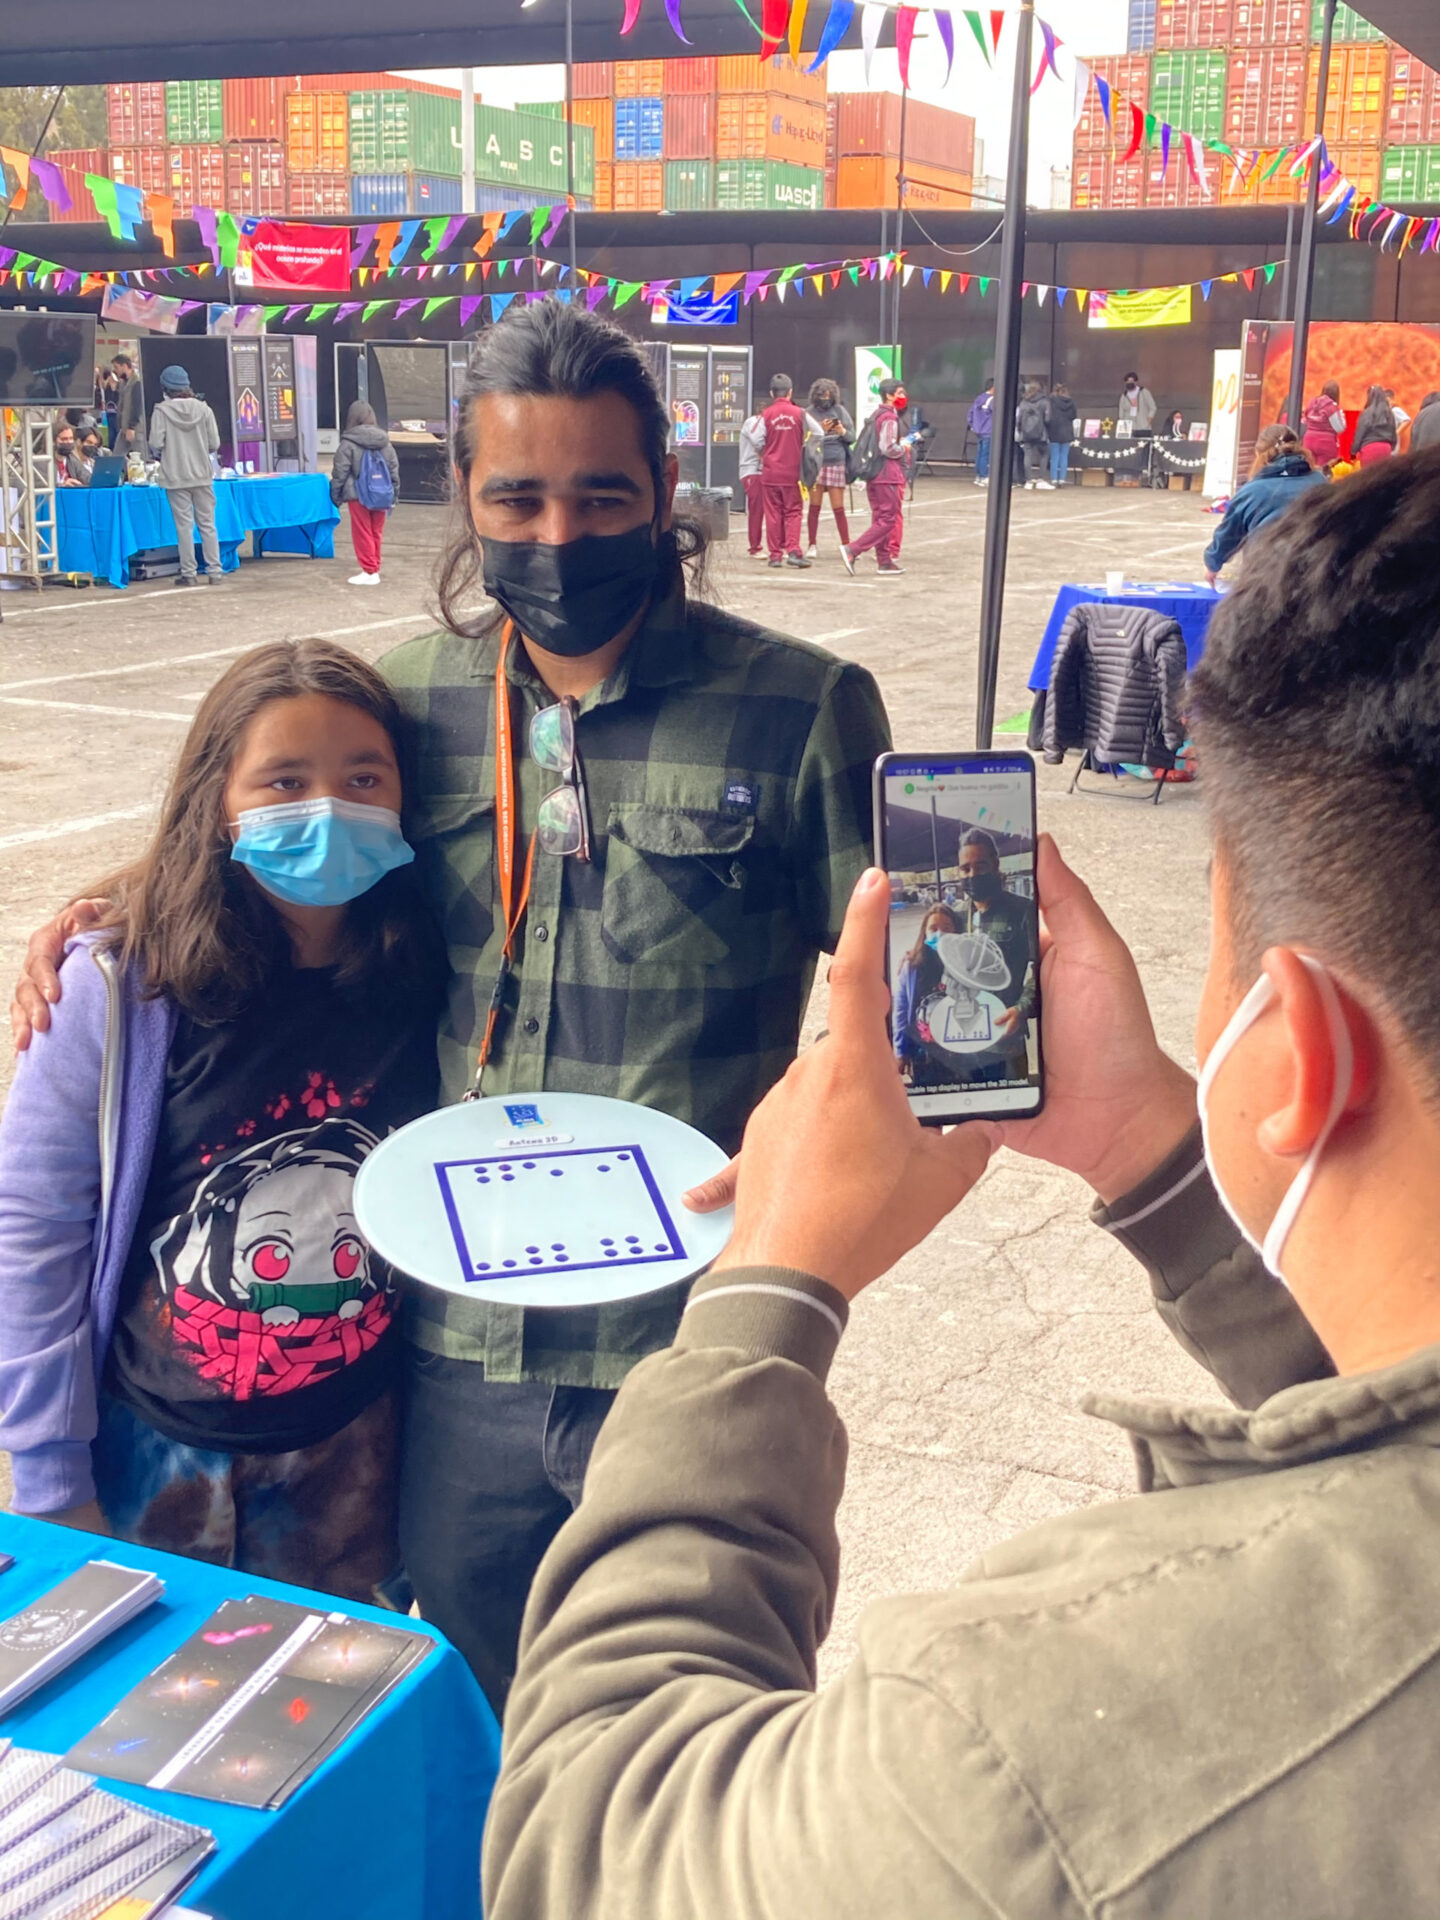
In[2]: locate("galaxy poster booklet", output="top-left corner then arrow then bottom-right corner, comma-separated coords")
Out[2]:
66,1596 -> 431,1809
0,1740 -> 212,1920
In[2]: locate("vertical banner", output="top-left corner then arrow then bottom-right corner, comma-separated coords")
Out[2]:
854,344 -> 901,425
1203,348 -> 1242,499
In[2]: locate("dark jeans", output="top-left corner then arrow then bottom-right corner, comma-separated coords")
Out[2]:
399,1350 -> 615,1714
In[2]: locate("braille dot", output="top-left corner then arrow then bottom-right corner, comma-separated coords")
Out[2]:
502,1173 -> 515,1182
654,1244 -> 667,1252
525,1245 -> 539,1254
477,1262 -> 491,1272
551,1243 -> 565,1251
626,1236 -> 641,1245
550,1169 -> 563,1177
601,1238 -> 614,1246
556,1254 -> 569,1264
598,1164 -> 611,1173
618,1153 -> 631,1161
523,1162 -> 536,1169
529,1257 -> 543,1266
503,1259 -> 517,1268
605,1249 -> 618,1258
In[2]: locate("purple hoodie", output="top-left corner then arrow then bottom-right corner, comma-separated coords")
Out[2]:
0,938 -> 175,1512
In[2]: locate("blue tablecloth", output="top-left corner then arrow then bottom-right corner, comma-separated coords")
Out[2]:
0,1512 -> 498,1920
1029,582 -> 1223,692
55,475 -> 340,589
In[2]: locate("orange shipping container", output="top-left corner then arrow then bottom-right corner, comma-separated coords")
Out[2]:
615,60 -> 666,97
109,145 -> 171,195
286,172 -> 351,217
663,93 -> 717,159
107,82 -> 166,147
570,97 -> 615,164
571,62 -> 614,99
716,51 -> 827,103
717,92 -> 827,166
834,154 -> 972,208
612,160 -> 664,210
224,140 -> 287,217
666,56 -> 717,93
222,76 -> 291,142
286,91 -> 348,173
1224,48 -> 1308,147
1386,53 -> 1440,145
1306,45 -> 1390,144
1071,154 -> 1145,210
292,72 -> 461,97
828,92 -> 975,173
1230,0 -> 1308,43
593,160 -> 614,209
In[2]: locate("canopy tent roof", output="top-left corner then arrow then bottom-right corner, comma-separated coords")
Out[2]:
7,0 -> 1438,87
6,0 -> 871,87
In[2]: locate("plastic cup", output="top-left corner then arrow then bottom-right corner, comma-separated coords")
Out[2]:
1105,570 -> 1125,596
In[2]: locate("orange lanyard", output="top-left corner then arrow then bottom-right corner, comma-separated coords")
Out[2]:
470,622 -> 537,1096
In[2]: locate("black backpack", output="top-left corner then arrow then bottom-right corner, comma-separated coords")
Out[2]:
1017,396 -> 1049,444
848,415 -> 887,483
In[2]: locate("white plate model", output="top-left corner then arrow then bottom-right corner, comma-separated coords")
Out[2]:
354,1091 -> 734,1309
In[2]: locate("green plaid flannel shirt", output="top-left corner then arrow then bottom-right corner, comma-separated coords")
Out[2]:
382,578 -> 890,1386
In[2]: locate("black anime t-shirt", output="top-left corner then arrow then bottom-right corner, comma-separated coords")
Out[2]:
105,964 -> 438,1453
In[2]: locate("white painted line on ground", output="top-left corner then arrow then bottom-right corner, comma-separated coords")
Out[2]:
0,584 -> 198,618
0,804 -> 156,853
1,696 -> 192,722
806,627 -> 865,642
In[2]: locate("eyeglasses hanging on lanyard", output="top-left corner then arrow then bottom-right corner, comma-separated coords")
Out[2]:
466,623 -> 594,1099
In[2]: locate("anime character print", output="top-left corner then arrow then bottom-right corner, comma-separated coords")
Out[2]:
145,1116 -> 393,1401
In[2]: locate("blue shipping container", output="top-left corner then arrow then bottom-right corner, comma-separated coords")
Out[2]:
1127,0 -> 1155,48
614,97 -> 664,161
349,175 -> 588,216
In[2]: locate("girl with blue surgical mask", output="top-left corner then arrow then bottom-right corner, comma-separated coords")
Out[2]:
0,639 -> 444,1603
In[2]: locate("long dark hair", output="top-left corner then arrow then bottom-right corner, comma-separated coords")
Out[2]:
904,905 -> 958,973
1249,424 -> 1310,479
91,639 -> 443,1022
1355,385 -> 1395,442
434,297 -> 708,639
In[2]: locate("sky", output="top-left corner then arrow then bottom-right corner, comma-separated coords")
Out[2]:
392,0 -> 1129,208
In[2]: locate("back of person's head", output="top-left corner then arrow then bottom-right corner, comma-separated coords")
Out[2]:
95,638 -> 437,1021
1249,423 -> 1308,478
1423,391 -> 1440,410
438,296 -> 704,638
1190,448 -> 1440,1076
346,400 -> 378,430
769,373 -> 793,397
1322,380 -> 1341,401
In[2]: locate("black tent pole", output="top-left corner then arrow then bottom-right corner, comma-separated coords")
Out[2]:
1286,0 -> 1337,433
974,0 -> 1035,751
891,82 -> 909,348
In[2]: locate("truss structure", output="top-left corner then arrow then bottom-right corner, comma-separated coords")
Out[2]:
0,408 -> 59,587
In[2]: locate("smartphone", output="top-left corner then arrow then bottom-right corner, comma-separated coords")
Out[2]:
873,750 -> 1044,1125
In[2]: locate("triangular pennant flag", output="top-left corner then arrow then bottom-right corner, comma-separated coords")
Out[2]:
902,264 -> 915,284
979,275 -> 991,294
1121,103 -> 1145,164
263,305 -> 286,324
939,270 -> 952,291
830,269 -> 842,288
760,0 -> 790,59
1262,261 -> 1277,282
921,267 -> 932,287
421,296 -> 449,318
963,9 -> 991,63
358,267 -> 372,286
361,301 -> 389,321
989,9 -> 1004,53
809,0 -> 856,72
896,5 -> 919,88
1031,18 -> 1061,95
217,212 -> 242,272
283,304 -> 306,322
374,222 -> 402,271
1160,123 -> 1172,177
1021,281 -> 1030,296
812,275 -> 825,294
85,174 -> 122,240
1242,268 -> 1256,290
1035,284 -> 1049,306
460,295 -> 482,326
861,2 -> 885,81
615,281 -> 644,308
1093,73 -> 1111,128
935,8 -> 955,81
310,304 -> 339,321
713,271 -> 743,299
958,271 -> 971,293
788,0 -> 811,61
1055,285 -> 1068,306
1200,280 -> 1212,299
847,264 -> 860,284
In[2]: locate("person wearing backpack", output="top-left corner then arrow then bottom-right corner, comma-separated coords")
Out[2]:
1016,382 -> 1052,490
330,401 -> 401,587
149,366 -> 223,587
840,378 -> 913,578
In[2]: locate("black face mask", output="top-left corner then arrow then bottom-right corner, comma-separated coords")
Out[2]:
481,524 -> 660,659
962,871 -> 1002,904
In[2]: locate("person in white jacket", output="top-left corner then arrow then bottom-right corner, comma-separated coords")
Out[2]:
149,364 -> 222,587
739,412 -> 766,558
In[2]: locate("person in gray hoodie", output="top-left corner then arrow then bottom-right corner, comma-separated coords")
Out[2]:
149,365 -> 222,587
329,401 -> 401,586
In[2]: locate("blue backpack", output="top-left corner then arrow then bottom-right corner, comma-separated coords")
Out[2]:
354,444 -> 394,511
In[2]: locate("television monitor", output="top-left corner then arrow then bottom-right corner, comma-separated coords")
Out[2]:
0,313 -> 97,407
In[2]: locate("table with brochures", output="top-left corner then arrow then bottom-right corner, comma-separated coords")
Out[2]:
52,475 -> 340,590
0,1513 -> 499,1920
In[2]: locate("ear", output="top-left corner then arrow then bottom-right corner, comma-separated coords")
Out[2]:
1256,948 -> 1376,1158
658,451 -> 680,532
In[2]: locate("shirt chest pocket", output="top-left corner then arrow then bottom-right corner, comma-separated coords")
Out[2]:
408,793 -> 497,955
601,804 -> 754,968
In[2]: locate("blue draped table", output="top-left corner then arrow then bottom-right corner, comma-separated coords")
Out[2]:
1029,581 -> 1224,692
0,1512 -> 498,1920
55,475 -> 340,589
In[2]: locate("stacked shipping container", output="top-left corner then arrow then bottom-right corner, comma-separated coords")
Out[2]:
1075,4 -> 1435,210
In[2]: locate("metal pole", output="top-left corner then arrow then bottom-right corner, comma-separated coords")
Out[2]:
930,794 -> 942,898
460,68 -> 476,215
878,207 -> 889,338
565,0 -> 578,282
1286,0 -> 1337,433
891,83 -> 910,349
1279,201 -> 1296,318
974,0 -> 1035,751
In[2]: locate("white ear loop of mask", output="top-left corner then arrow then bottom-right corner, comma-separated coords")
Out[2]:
1196,955 -> 1355,1282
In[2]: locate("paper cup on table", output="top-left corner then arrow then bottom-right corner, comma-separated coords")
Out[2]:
1105,570 -> 1125,595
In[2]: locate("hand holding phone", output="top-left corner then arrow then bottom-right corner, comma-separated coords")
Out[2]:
874,751 -> 1044,1126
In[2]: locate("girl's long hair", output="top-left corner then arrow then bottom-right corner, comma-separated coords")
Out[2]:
91,638 -> 443,1023
904,905 -> 958,972
1249,424 -> 1310,480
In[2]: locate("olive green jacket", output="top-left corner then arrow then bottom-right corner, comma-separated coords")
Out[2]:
484,1127 -> 1440,1918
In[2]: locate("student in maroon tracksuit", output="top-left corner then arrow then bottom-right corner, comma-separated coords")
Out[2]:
754,374 -> 813,570
841,378 -> 911,578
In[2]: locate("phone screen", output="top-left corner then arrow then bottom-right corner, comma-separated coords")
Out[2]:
874,751 -> 1043,1123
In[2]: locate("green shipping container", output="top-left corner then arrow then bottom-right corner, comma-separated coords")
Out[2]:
664,159 -> 715,209
348,90 -> 464,175
165,79 -> 223,144
1380,145 -> 1440,202
475,104 -> 594,196
1149,50 -> 1227,143
516,101 -> 565,119
1312,1 -> 1384,40
714,160 -> 824,211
